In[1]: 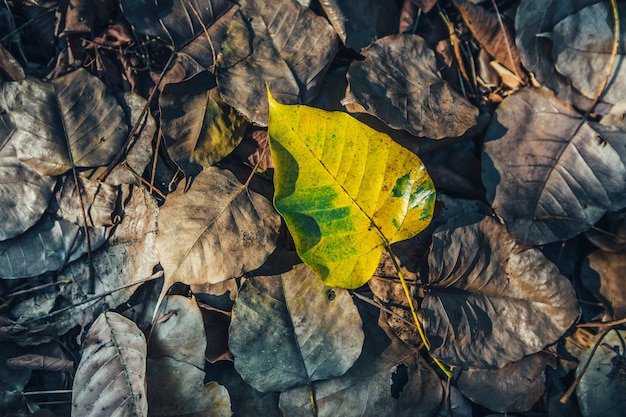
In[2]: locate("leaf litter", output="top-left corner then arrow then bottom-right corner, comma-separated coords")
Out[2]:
0,0 -> 625,416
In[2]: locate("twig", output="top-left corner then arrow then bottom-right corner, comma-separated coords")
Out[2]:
578,316 -> 626,328
560,328 -> 612,404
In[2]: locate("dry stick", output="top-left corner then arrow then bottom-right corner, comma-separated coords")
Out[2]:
535,214 -> 626,243
98,52 -> 176,182
5,279 -> 72,298
186,0 -> 218,70
489,0 -> 524,83
560,328 -> 612,404
70,168 -> 96,294
578,316 -> 626,328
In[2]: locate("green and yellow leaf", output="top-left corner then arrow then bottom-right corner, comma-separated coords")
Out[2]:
268,91 -> 435,289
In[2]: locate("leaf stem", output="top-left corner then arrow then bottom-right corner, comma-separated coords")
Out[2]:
385,243 -> 452,378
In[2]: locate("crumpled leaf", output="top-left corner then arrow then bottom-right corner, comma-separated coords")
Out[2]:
515,0 -> 604,109
232,129 -> 274,174
278,302 -> 443,417
229,264 -> 364,393
543,1 -> 626,105
156,167 -> 280,293
318,0 -> 400,51
482,87 -> 626,245
0,157 -> 56,241
0,342 -> 32,415
580,250 -> 626,319
217,0 -> 338,126
0,68 -> 128,176
147,295 -> 232,417
344,34 -> 478,139
160,71 -> 247,175
0,174 -> 116,279
422,214 -> 579,369
268,92 -> 435,289
456,353 -> 551,412
72,312 -> 148,417
576,330 -> 626,417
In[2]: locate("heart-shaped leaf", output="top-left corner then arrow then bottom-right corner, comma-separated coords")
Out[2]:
159,71 -> 247,175
482,87 -> 626,245
423,214 -> 579,369
344,34 -> 479,139
0,69 -> 128,176
155,166 -> 280,295
229,264 -> 364,393
268,92 -> 435,289
72,312 -> 147,417
217,0 -> 338,126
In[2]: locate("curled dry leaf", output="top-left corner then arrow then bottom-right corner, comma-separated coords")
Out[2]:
423,214 -> 579,369
576,330 -> 626,417
0,68 -> 128,176
543,1 -> 626,106
344,34 -> 479,139
72,312 -> 147,417
278,302 -> 443,417
232,129 -> 274,174
515,0 -> 605,110
155,166 -> 280,297
147,295 -> 232,417
159,71 -> 247,175
217,0 -> 338,125
6,354 -> 74,372
229,264 -> 364,393
482,87 -> 626,245
456,352 -> 551,413
0,157 -> 56,241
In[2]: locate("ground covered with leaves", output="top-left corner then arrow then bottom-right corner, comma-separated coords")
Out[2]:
1,0 -> 626,416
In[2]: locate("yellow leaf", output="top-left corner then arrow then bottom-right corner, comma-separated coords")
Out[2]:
268,90 -> 435,289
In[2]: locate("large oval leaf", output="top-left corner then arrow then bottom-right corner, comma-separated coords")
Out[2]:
156,167 -> 280,290
229,264 -> 364,393
217,0 -> 338,126
482,87 -> 626,245
72,312 -> 147,417
0,69 -> 128,176
344,34 -> 478,139
422,214 -> 579,369
0,157 -> 55,241
268,93 -> 435,289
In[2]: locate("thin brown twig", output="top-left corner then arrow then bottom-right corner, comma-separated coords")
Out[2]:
578,316 -> 626,328
560,328 -> 612,404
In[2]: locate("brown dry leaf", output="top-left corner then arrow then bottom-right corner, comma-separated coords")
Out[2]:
6,354 -> 74,372
155,167 -> 281,302
344,34 -> 479,139
456,352 -> 552,412
232,129 -> 274,174
199,304 -> 233,363
580,250 -> 626,319
454,0 -> 527,84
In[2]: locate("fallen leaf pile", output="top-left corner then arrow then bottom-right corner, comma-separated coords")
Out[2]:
1,1 -> 625,416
